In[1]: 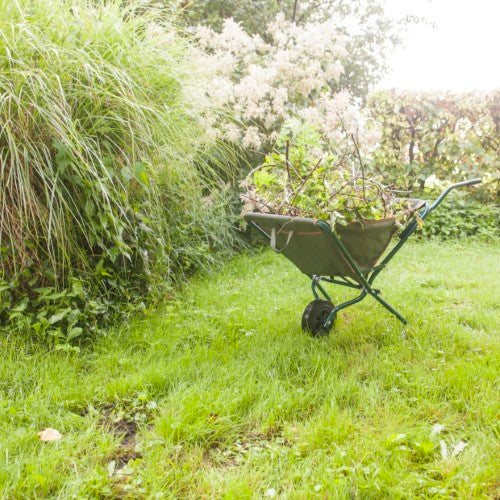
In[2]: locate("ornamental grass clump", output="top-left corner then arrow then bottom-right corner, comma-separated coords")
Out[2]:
241,121 -> 404,225
0,0 -> 238,342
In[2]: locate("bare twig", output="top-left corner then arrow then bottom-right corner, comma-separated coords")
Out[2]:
350,132 -> 367,202
245,162 -> 277,179
241,194 -> 276,213
285,140 -> 291,187
291,0 -> 299,22
288,157 -> 322,206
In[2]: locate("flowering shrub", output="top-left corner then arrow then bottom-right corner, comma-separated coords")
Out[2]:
189,15 -> 374,151
177,0 -> 410,99
186,18 -> 498,236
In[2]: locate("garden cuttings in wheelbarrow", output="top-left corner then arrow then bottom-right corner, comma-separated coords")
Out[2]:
241,126 -> 482,335
240,120 -> 413,226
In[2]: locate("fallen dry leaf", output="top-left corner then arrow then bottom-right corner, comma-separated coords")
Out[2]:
38,428 -> 62,442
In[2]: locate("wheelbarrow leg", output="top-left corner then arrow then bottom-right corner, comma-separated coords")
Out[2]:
322,287 -> 408,328
324,289 -> 368,329
369,291 -> 408,325
311,276 -> 332,302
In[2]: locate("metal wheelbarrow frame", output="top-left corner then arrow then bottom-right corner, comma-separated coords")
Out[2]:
244,178 -> 481,335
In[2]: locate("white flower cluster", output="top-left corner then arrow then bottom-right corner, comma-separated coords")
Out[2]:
186,15 -> 377,151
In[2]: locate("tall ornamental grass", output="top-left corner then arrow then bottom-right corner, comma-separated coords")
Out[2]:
0,0 -> 239,342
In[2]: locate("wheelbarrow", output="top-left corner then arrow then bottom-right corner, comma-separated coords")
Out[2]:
244,178 -> 481,335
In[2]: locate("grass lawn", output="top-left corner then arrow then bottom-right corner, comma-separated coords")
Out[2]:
1,240 -> 499,498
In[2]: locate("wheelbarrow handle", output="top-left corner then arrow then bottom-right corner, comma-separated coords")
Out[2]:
446,178 -> 482,189
427,177 -> 481,214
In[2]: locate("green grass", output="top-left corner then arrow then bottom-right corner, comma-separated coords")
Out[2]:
1,240 -> 499,498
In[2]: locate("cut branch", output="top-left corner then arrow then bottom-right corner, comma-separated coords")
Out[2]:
291,0 -> 299,22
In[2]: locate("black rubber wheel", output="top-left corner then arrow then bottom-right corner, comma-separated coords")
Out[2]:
301,299 -> 335,336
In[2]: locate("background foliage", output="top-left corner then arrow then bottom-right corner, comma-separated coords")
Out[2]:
367,90 -> 499,198
366,90 -> 499,239
418,195 -> 498,240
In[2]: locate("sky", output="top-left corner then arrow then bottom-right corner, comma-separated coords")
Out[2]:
378,0 -> 500,91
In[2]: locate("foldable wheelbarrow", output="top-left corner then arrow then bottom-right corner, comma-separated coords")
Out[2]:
244,178 -> 481,335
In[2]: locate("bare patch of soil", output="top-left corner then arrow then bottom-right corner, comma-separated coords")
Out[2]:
99,404 -> 143,467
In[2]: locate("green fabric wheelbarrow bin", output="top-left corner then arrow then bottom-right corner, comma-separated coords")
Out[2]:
244,178 -> 481,336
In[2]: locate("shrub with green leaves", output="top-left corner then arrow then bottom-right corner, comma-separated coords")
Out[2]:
367,90 -> 499,200
419,194 -> 499,241
0,0 -> 239,343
